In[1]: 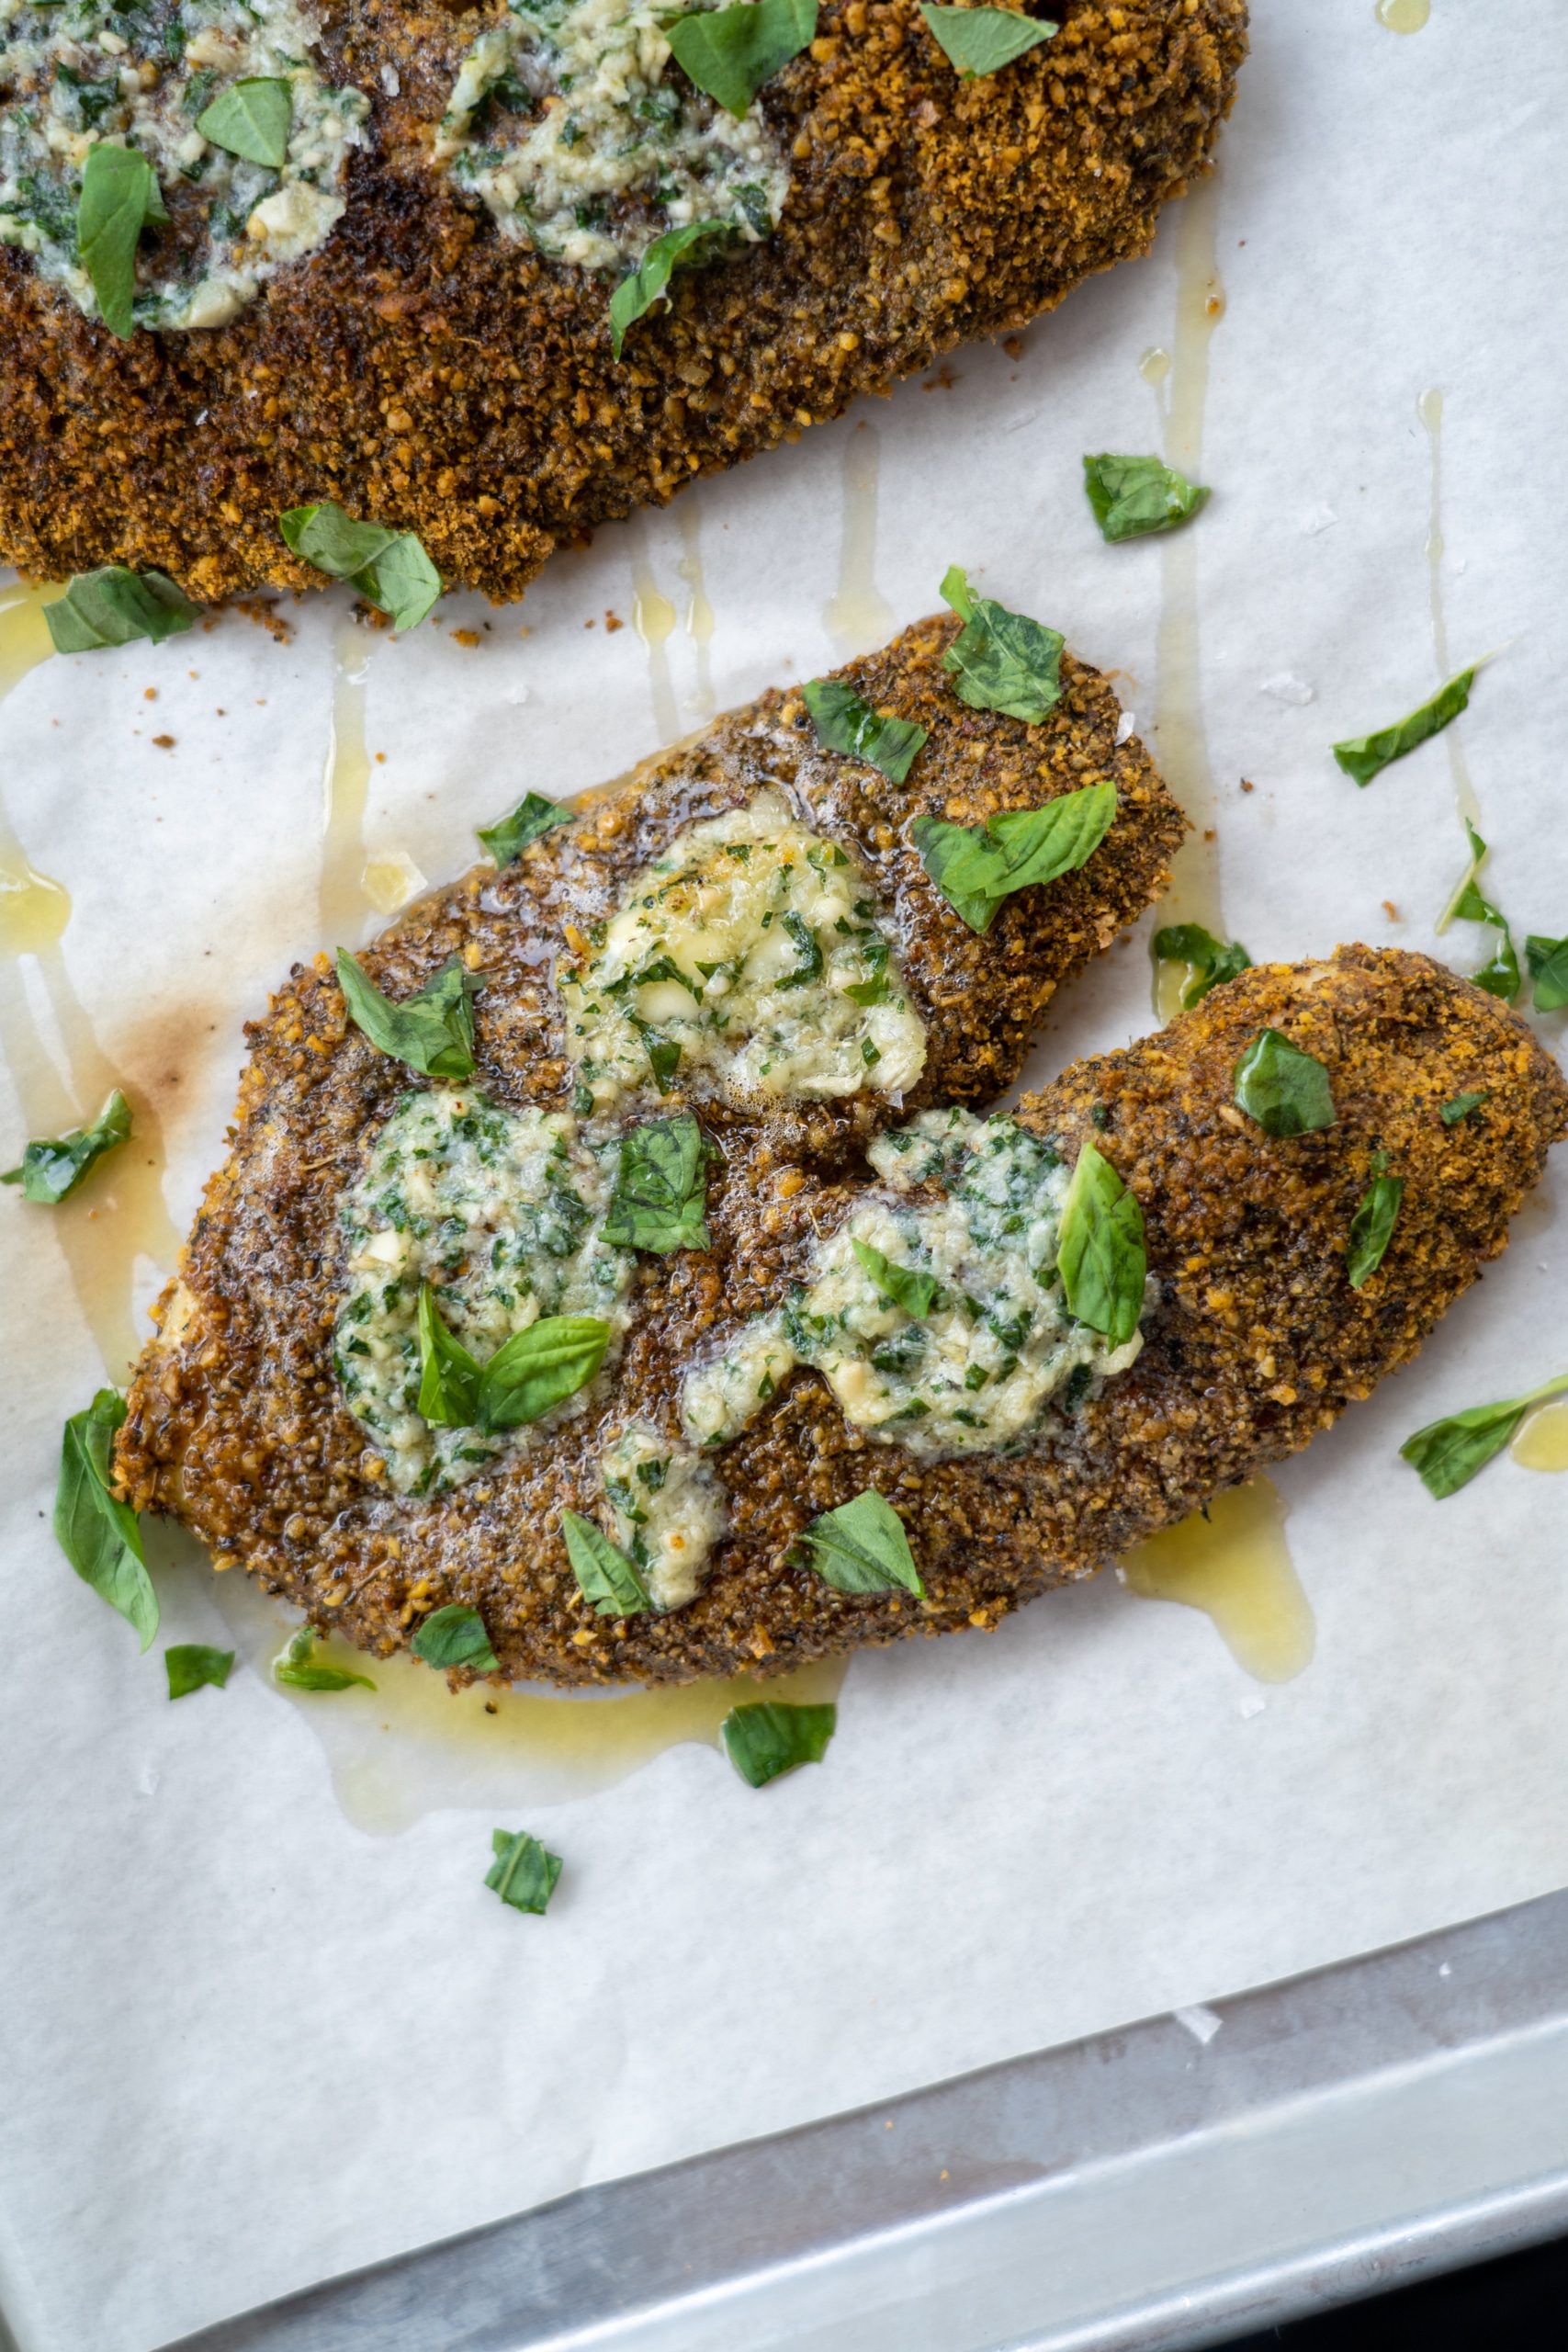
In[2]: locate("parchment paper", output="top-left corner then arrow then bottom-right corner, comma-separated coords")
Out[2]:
4,5 -> 1567,2346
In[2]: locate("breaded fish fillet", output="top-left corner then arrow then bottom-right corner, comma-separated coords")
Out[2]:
0,0 -> 1247,603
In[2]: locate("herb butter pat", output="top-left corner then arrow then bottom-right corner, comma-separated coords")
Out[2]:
600,1423 -> 728,1609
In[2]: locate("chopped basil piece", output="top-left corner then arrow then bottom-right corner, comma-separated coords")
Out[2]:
561,1509 -> 652,1617
417,1285 -> 610,1431
486,1827 -> 563,1914
851,1237 -> 944,1321
918,4 -> 1058,77
273,1625 -> 376,1691
1057,1140 -> 1145,1349
196,76 -> 293,169
165,1644 -> 234,1700
1440,1091 -> 1486,1125
1400,1371 -> 1568,1500
55,1389 -> 157,1651
666,0 -> 817,118
412,1603 -> 499,1672
416,1284 -> 483,1426
336,951 -> 481,1079
477,792 -> 572,867
795,1488 -> 923,1597
774,909 -> 825,989
939,565 -> 1064,722
602,1113 -> 711,1251
912,778 -> 1116,933
800,677 -> 928,785
1151,924 -> 1251,1010
1526,934 -> 1568,1013
278,502 -> 442,630
609,218 -> 734,358
1082,453 -> 1210,543
3,1088 -> 131,1204
1347,1168 -> 1403,1289
721,1700 -> 837,1787
78,141 -> 161,341
646,1035 -> 682,1092
1438,823 -> 1520,1001
1332,665 -> 1476,786
1233,1031 -> 1336,1137
45,568 -> 199,654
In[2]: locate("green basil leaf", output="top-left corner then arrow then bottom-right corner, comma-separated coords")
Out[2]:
1527,934 -> 1568,1013
273,1624 -> 376,1691
477,791 -> 572,867
165,1644 -> 234,1699
602,1113 -> 711,1251
939,565 -> 1063,721
1082,452 -> 1210,543
800,677 -> 928,784
78,141 -> 159,340
336,951 -> 481,1079
55,1389 -> 157,1651
666,0 -> 817,118
44,568 -> 199,654
3,1087 -> 131,1203
918,4 -> 1057,77
1399,1371 -> 1568,1500
561,1509 -> 652,1617
1332,665 -> 1475,786
1151,924 -> 1252,1009
479,1315 -> 610,1430
796,1487 -> 923,1597
1469,925 -> 1521,1003
911,777 -> 1116,933
416,1283 -> 484,1427
195,75 -> 292,169
1347,1171 -> 1404,1289
850,1237 -> 943,1320
721,1700 -> 837,1787
609,218 -> 734,358
1233,1030 -> 1337,1137
278,502 -> 443,630
1440,1091 -> 1486,1125
486,1826 -> 563,1914
1057,1140 -> 1145,1349
412,1603 -> 498,1672
773,908 -> 825,989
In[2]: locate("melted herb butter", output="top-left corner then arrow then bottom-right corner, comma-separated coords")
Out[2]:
433,0 -> 790,274
334,1087 -> 633,1496
681,1109 -> 1151,1459
600,1422 -> 728,1609
0,0 -> 367,332
561,789 -> 928,1111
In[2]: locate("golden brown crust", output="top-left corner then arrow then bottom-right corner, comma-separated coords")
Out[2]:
0,0 -> 1248,602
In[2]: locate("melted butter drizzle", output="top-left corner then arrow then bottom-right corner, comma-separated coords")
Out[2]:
1417,388 -> 1481,831
1377,0 -> 1429,31
824,424 -> 896,659
677,502 -> 717,720
317,620 -> 378,949
1121,1478 -> 1314,1684
1511,1403 -> 1568,1474
628,521 -> 681,744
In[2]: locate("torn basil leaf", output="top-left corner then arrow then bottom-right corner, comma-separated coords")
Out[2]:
78,141 -> 161,340
1233,1031 -> 1336,1137
412,1603 -> 499,1673
416,1285 -> 483,1426
561,1510 -> 652,1618
1526,934 -> 1568,1013
486,1827 -> 563,1915
919,4 -> 1057,78
45,568 -> 199,654
1083,453 -> 1210,543
1400,1372 -> 1568,1500
1332,664 -> 1475,786
3,1088 -> 131,1204
940,566 -> 1063,722
667,0 -> 817,118
796,1488 -> 923,1598
609,218 -> 734,358
337,951 -> 481,1079
1347,1170 -> 1404,1289
603,1113 -> 711,1251
912,778 -> 1116,933
273,1625 -> 376,1692
478,792 -> 572,867
56,1389 -> 157,1651
166,1644 -> 233,1700
417,1286 -> 609,1432
1057,1140 -> 1145,1349
721,1700 -> 837,1788
1440,1091 -> 1486,1125
800,677 -> 928,785
278,502 -> 443,630
1151,924 -> 1252,1010
851,1238 -> 944,1321
196,75 -> 292,169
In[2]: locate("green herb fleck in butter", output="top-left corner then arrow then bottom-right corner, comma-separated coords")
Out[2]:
600,1422 -> 728,1609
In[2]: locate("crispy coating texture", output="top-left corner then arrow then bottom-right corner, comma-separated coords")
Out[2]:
0,0 -> 1247,603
